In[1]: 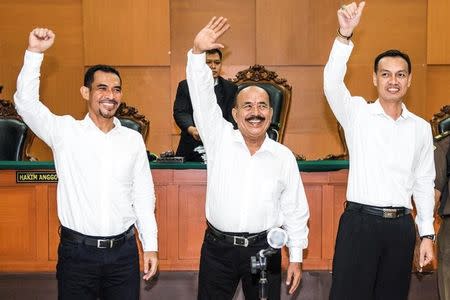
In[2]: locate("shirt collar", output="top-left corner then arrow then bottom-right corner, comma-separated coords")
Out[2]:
369,99 -> 411,120
231,129 -> 276,155
82,114 -> 122,133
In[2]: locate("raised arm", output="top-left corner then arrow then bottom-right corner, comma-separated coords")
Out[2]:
323,2 -> 365,128
14,28 -> 60,147
186,17 -> 232,151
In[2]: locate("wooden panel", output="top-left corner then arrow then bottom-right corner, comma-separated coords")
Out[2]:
178,185 -> 207,260
155,185 -> 168,260
349,0 -> 427,66
0,0 -> 84,161
0,186 -> 37,260
257,0 -> 426,66
256,0 -> 337,65
426,66 -> 450,119
116,67 -> 172,155
82,0 -> 170,66
332,185 -> 347,256
303,185 -> 323,260
48,185 -> 58,261
427,0 -> 450,64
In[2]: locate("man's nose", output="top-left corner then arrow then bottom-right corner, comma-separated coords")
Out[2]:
388,75 -> 398,84
104,89 -> 114,98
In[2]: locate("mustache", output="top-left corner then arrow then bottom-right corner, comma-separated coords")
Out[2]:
387,84 -> 400,89
245,115 -> 265,122
99,99 -> 118,105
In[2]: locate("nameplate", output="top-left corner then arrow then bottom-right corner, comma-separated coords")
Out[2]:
16,171 -> 58,183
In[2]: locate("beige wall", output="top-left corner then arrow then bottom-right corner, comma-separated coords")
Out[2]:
1,0 -> 449,160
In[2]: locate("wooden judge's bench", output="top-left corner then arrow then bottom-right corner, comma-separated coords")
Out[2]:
0,160 -> 358,272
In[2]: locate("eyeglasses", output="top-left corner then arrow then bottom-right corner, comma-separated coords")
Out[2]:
238,103 -> 270,111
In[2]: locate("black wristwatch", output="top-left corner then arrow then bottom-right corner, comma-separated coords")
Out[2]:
420,234 -> 436,242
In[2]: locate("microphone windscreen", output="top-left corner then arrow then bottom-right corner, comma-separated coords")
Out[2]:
267,228 -> 288,249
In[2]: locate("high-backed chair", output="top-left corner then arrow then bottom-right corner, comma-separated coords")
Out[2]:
0,99 -> 35,160
431,105 -> 450,138
232,65 -> 292,143
114,102 -> 150,142
322,123 -> 348,160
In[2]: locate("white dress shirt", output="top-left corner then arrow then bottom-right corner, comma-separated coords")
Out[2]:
187,50 -> 310,262
14,50 -> 158,251
324,39 -> 435,236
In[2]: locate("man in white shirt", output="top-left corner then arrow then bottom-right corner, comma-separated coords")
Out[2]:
324,2 -> 435,299
187,18 -> 310,299
14,28 -> 158,299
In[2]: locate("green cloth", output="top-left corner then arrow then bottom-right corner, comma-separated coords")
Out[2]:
0,160 -> 349,172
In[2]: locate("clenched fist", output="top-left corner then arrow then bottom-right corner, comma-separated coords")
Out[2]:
28,28 -> 55,53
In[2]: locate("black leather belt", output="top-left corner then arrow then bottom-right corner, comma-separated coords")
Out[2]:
346,201 -> 411,219
207,222 -> 267,247
60,226 -> 135,249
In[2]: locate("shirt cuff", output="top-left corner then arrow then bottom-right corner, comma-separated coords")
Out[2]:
24,50 -> 44,67
417,221 -> 435,237
140,235 -> 158,252
187,49 -> 206,71
288,247 -> 303,263
330,39 -> 354,61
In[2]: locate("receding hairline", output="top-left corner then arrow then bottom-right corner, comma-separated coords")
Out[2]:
235,85 -> 271,107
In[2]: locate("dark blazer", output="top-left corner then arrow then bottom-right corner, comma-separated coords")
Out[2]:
173,77 -> 237,161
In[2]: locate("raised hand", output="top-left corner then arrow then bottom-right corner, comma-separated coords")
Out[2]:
193,16 -> 230,54
28,28 -> 55,53
337,1 -> 366,37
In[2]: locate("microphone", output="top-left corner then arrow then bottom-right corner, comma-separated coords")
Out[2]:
251,228 -> 288,275
259,228 -> 288,257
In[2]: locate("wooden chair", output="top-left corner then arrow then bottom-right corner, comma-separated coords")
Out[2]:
430,105 -> 450,138
114,102 -> 150,142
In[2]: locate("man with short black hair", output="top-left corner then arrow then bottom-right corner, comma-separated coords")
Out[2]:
173,48 -> 237,161
324,2 -> 435,299
14,28 -> 158,299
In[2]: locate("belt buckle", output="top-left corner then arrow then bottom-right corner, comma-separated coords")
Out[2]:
233,236 -> 249,247
383,208 -> 398,218
97,239 -> 113,248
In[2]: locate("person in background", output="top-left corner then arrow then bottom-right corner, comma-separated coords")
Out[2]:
173,48 -> 237,161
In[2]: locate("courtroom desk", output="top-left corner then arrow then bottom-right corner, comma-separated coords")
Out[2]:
0,160 -> 349,272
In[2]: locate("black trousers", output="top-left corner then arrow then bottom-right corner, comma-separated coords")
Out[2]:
329,204 -> 416,300
198,228 -> 282,300
56,227 -> 140,300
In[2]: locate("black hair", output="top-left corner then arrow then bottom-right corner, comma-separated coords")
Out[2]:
205,48 -> 223,60
374,49 -> 411,74
83,65 -> 122,89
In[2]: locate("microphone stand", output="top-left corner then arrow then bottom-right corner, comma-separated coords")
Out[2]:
251,227 -> 288,299
251,248 -> 277,300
